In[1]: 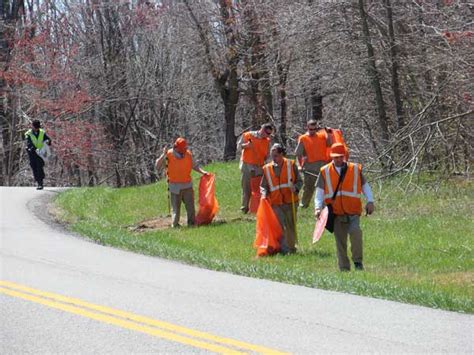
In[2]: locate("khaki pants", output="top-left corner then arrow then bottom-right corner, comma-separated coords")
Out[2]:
240,163 -> 263,212
334,215 -> 363,270
272,203 -> 298,253
300,161 -> 324,208
171,188 -> 195,227
300,171 -> 318,208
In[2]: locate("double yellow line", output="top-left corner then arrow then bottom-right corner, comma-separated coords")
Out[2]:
0,281 -> 286,354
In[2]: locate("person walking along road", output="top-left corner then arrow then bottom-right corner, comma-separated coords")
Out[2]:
314,143 -> 375,271
260,144 -> 303,254
24,120 -> 51,190
295,120 -> 331,208
238,123 -> 273,213
155,138 -> 208,228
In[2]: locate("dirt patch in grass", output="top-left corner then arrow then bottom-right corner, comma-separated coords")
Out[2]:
130,215 -> 255,232
434,271 -> 474,288
129,216 -> 174,232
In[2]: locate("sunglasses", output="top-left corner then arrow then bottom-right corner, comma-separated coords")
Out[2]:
264,129 -> 273,135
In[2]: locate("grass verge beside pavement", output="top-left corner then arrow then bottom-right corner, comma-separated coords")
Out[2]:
54,162 -> 474,313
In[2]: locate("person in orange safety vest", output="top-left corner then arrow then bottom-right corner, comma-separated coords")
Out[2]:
314,143 -> 375,271
238,123 -> 273,213
155,137 -> 208,228
295,120 -> 331,208
260,144 -> 303,254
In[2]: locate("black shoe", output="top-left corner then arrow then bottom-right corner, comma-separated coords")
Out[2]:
354,262 -> 364,271
36,185 -> 43,190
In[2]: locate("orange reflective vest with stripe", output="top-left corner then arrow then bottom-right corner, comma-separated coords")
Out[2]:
327,129 -> 349,161
166,149 -> 192,184
241,131 -> 270,166
298,130 -> 328,163
263,158 -> 299,205
321,162 -> 362,216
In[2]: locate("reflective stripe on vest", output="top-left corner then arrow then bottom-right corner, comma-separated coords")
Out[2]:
264,158 -> 298,205
264,159 -> 293,192
322,163 -> 360,200
25,129 -> 45,149
321,162 -> 362,215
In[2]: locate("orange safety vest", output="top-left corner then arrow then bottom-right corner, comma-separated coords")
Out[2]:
166,149 -> 192,184
241,131 -> 270,166
263,158 -> 299,206
326,129 -> 349,161
321,162 -> 362,216
298,130 -> 328,163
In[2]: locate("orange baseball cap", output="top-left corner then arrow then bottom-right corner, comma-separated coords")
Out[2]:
330,143 -> 346,158
174,137 -> 187,153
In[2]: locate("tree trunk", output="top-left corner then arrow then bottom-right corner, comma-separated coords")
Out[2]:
222,68 -> 239,161
277,60 -> 290,145
358,0 -> 390,144
185,0 -> 241,161
244,2 -> 273,127
279,86 -> 288,146
311,89 -> 323,123
384,0 -> 405,129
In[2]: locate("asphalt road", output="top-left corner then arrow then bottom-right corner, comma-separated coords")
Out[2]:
1,187 -> 472,354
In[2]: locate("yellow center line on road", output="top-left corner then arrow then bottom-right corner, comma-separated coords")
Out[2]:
0,281 -> 287,355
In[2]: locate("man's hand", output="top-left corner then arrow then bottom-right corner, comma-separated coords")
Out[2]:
365,202 -> 375,215
158,147 -> 167,161
45,140 -> 51,146
243,140 -> 253,149
315,209 -> 321,219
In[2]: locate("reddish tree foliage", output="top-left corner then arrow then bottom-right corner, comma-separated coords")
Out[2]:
443,31 -> 473,44
46,120 -> 112,171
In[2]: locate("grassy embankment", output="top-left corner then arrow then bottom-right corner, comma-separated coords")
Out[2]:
55,161 -> 474,313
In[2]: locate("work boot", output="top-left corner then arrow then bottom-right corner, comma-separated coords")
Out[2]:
240,207 -> 249,214
354,262 -> 364,271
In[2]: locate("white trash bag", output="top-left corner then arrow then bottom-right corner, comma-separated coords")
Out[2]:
37,144 -> 52,164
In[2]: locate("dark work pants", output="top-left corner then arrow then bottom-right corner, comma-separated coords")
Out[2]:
28,151 -> 45,185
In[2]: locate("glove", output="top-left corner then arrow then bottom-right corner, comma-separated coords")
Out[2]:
315,209 -> 321,219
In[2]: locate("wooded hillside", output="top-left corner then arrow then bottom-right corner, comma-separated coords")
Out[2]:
1,0 -> 472,186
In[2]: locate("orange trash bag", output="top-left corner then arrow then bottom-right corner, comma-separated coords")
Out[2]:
196,173 -> 219,225
327,128 -> 349,161
253,198 -> 283,257
249,176 -> 262,214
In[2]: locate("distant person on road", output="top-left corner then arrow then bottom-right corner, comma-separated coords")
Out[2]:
314,143 -> 375,271
238,123 -> 273,213
295,120 -> 331,208
260,144 -> 303,254
25,120 -> 51,190
155,137 -> 208,228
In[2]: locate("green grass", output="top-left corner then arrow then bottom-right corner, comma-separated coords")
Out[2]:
54,162 -> 474,313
